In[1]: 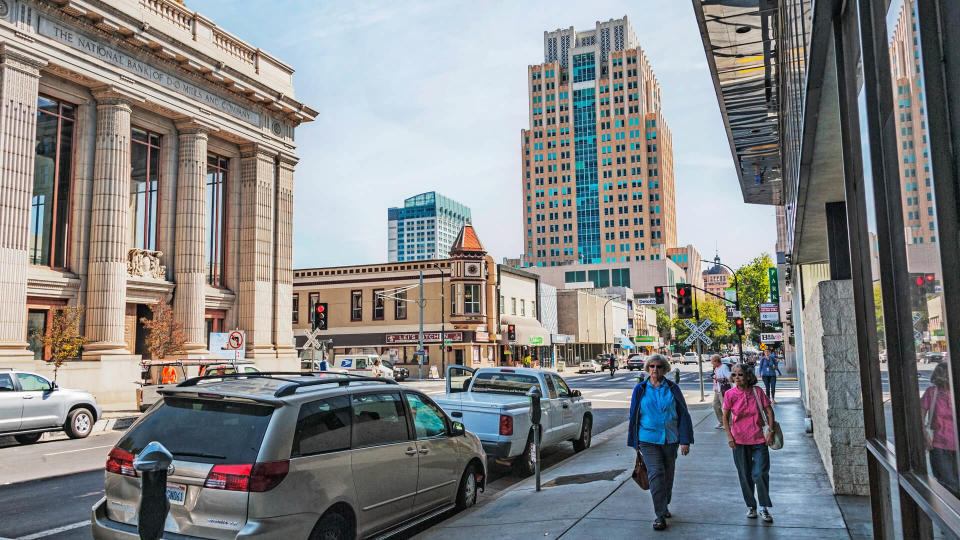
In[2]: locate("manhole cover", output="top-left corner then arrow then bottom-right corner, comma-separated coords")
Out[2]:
542,469 -> 626,487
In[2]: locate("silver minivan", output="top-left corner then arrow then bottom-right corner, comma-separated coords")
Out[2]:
91,373 -> 486,539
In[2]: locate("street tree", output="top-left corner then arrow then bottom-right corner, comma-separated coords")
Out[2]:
669,297 -> 730,348
30,305 -> 87,382
141,299 -> 187,360
733,253 -> 774,328
653,306 -> 671,338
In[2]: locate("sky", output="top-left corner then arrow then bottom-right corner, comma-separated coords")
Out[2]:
192,0 -> 779,271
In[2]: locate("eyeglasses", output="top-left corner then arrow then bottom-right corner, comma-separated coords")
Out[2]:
731,373 -> 744,378
647,365 -> 666,370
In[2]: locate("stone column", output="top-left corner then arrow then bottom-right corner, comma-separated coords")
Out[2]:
173,120 -> 213,354
0,44 -> 46,359
238,144 -> 276,359
84,87 -> 138,357
272,154 -> 297,360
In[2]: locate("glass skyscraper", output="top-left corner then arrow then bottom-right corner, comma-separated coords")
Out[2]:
387,191 -> 472,262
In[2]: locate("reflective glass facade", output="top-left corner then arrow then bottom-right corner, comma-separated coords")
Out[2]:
574,87 -> 600,263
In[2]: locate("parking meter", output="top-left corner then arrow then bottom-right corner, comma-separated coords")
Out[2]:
527,386 -> 542,491
673,367 -> 681,384
133,441 -> 173,540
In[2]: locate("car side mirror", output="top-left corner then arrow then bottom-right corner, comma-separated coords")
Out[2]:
451,421 -> 465,436
572,389 -> 582,397
50,382 -> 58,391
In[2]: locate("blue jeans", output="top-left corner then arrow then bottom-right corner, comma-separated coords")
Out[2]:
733,443 -> 772,508
762,375 -> 777,399
930,448 -> 960,496
638,442 -> 679,519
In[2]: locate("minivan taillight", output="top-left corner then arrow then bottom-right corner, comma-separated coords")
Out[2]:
499,414 -> 513,436
204,461 -> 289,492
105,447 -> 137,477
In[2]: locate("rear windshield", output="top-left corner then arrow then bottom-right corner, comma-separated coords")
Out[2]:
116,397 -> 273,464
471,373 -> 541,395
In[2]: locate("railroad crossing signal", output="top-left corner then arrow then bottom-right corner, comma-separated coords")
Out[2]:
303,328 -> 325,350
683,319 -> 713,347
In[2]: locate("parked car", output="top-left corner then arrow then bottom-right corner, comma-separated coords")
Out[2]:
0,368 -> 101,444
596,354 -> 619,371
435,366 -> 593,476
136,360 -> 257,412
723,355 -> 740,366
92,371 -> 486,539
578,359 -> 602,373
626,354 -> 646,371
682,352 -> 699,365
669,353 -> 684,364
924,351 -> 947,363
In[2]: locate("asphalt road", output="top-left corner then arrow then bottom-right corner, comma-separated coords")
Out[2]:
0,366 -> 803,540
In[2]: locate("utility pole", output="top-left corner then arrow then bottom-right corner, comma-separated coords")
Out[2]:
431,263 -> 445,376
418,270 -> 424,380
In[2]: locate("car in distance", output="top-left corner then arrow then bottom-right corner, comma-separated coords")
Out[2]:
682,352 -> 698,365
0,368 -> 101,444
578,359 -> 602,373
92,371 -> 486,540
670,353 -> 683,364
626,354 -> 646,371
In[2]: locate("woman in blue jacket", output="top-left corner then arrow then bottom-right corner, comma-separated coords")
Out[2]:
757,351 -> 781,404
627,354 -> 694,531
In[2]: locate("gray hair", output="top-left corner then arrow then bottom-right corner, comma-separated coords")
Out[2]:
710,354 -> 722,363
646,354 -> 669,370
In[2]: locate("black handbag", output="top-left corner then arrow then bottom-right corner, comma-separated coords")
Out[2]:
632,451 -> 650,490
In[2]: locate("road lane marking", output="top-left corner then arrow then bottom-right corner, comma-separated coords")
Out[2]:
587,399 -> 631,404
43,444 -> 113,457
591,391 -> 621,398
15,521 -> 89,540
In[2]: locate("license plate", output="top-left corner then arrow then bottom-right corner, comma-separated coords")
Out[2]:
166,484 -> 186,505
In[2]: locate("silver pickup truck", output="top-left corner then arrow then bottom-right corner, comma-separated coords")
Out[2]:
433,366 -> 592,476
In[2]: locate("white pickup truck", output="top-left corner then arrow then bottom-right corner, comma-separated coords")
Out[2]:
433,365 -> 593,476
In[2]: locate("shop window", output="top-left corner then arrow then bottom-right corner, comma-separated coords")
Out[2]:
130,127 -> 161,251
206,154 -> 228,287
30,96 -> 75,269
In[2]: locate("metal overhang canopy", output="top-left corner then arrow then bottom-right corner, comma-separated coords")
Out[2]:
693,0 -> 783,205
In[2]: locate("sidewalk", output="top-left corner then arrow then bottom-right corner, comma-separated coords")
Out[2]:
417,395 -> 869,539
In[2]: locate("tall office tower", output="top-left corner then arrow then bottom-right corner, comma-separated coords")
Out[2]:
387,191 -> 472,262
889,0 -> 936,245
521,16 -> 676,268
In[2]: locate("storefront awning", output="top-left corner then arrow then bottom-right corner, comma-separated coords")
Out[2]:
501,315 -> 550,346
618,336 -> 635,350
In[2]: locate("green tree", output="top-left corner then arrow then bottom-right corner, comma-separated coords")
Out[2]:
30,305 -> 87,382
141,299 -> 187,360
653,306 -> 671,338
733,253 -> 774,328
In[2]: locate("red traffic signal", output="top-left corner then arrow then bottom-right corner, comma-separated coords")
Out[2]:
677,286 -> 686,297
734,317 -> 745,335
315,304 -> 325,315
313,302 -> 328,331
507,324 -> 517,341
925,273 -> 936,282
445,345 -> 453,353
915,275 -> 925,287
654,286 -> 665,304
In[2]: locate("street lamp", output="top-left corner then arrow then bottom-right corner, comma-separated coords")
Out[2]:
601,296 -> 616,357
701,258 -> 743,358
431,262 -> 446,376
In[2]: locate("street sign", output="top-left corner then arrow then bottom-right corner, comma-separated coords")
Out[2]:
683,319 -> 713,347
636,297 -> 657,305
443,339 -> 453,344
227,330 -> 244,350
768,267 -> 780,303
303,328 -> 325,350
530,336 -> 543,345
912,312 -> 922,324
761,332 -> 784,343
760,303 -> 780,323
730,310 -> 742,318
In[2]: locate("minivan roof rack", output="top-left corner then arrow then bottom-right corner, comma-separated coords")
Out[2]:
175,371 -> 398,398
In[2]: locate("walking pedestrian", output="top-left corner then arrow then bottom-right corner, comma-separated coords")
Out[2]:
758,350 -> 781,404
723,363 -> 776,523
627,354 -> 694,531
711,354 -> 732,429
922,362 -> 959,496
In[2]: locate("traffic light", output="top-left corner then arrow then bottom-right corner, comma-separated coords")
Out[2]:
313,302 -> 328,331
654,285 -> 665,305
734,317 -> 745,336
677,284 -> 693,319
507,324 -> 516,341
445,345 -> 453,353
925,273 -> 937,294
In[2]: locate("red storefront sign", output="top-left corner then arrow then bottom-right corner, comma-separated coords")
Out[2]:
385,332 -> 464,344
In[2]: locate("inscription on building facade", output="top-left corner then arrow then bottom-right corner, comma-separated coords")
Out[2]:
39,17 -> 260,126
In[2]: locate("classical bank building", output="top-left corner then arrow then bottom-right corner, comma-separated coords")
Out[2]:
0,0 -> 316,407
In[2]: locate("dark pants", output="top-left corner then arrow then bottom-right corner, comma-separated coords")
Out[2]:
762,375 -> 777,399
733,443 -> 772,509
638,442 -> 679,519
930,448 -> 960,496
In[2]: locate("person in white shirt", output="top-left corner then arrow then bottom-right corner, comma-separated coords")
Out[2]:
711,354 -> 732,429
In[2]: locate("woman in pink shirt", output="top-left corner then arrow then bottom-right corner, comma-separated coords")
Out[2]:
723,363 -> 776,523
921,362 -> 959,496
